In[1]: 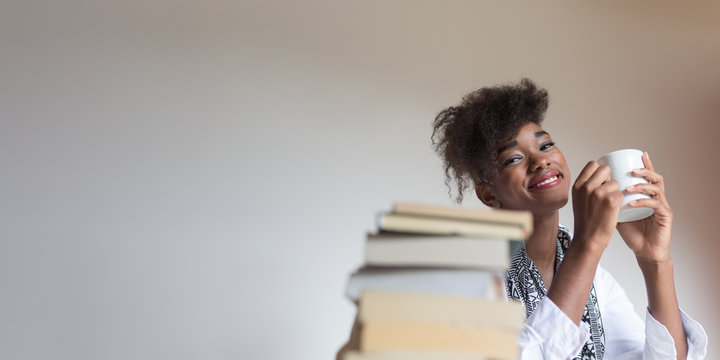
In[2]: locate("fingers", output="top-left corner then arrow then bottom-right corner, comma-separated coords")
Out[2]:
626,197 -> 673,224
574,161 -> 613,190
626,183 -> 665,200
574,161 -> 621,208
642,151 -> 655,172
631,153 -> 666,194
631,168 -> 665,191
625,152 -> 673,220
574,161 -> 600,186
572,161 -> 625,245
574,161 -> 623,210
626,182 -> 672,221
627,197 -> 662,209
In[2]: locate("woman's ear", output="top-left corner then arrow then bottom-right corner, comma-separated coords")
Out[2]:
475,184 -> 502,208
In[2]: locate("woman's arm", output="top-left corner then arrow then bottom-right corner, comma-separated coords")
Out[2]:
617,152 -> 688,359
548,161 -> 623,323
638,259 -> 687,358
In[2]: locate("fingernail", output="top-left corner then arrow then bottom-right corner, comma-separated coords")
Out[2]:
627,185 -> 635,190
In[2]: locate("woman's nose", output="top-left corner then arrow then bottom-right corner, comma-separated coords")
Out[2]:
531,156 -> 551,172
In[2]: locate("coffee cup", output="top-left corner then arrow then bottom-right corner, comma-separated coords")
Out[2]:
597,149 -> 654,223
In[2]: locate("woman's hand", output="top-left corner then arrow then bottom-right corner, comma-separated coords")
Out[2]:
572,161 -> 624,250
616,152 -> 673,263
616,153 -> 687,359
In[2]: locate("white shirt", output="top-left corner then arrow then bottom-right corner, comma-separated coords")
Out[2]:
518,265 -> 708,359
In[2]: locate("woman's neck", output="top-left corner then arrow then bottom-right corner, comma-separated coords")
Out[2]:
525,211 -> 560,270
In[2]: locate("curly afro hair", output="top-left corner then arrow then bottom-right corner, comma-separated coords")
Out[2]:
431,78 -> 549,203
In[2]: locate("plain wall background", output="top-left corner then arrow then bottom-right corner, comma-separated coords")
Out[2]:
1,1 -> 718,359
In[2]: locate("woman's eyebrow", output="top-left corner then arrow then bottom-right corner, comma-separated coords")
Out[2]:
497,131 -> 551,154
497,140 -> 518,154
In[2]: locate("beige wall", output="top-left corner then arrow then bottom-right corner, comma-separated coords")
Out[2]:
1,1 -> 718,359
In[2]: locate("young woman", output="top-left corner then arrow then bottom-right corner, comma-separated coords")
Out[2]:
431,79 -> 707,359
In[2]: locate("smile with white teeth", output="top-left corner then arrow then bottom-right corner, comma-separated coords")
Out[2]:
533,176 -> 558,187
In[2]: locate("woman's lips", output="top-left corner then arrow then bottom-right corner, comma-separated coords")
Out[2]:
528,173 -> 562,190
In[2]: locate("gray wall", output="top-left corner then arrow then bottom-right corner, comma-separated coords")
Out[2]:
1,1 -> 718,359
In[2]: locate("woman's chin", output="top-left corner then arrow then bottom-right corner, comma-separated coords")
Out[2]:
532,197 -> 569,215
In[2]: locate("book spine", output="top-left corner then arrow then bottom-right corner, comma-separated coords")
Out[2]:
364,237 -> 520,270
379,213 -> 526,240
392,203 -> 532,232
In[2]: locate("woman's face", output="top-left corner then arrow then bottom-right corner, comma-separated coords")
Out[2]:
487,122 -> 571,215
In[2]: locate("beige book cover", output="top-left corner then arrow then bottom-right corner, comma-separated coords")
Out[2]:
342,350 -> 490,360
360,322 -> 518,360
378,213 -> 528,240
392,202 -> 532,235
358,291 -> 523,331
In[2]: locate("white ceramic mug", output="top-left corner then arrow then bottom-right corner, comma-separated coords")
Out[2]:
597,149 -> 654,223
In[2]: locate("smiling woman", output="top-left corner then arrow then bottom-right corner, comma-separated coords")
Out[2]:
430,79 -> 708,359
477,123 -> 570,216
431,79 -> 550,204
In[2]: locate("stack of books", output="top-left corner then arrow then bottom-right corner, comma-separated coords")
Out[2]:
340,202 -> 532,360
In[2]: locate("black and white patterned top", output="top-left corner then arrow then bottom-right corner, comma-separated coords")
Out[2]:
506,225 -> 606,360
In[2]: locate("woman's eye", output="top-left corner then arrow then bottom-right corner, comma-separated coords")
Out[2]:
540,142 -> 555,151
502,156 -> 522,167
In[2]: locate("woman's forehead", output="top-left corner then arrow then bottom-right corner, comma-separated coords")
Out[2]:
497,123 -> 549,153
